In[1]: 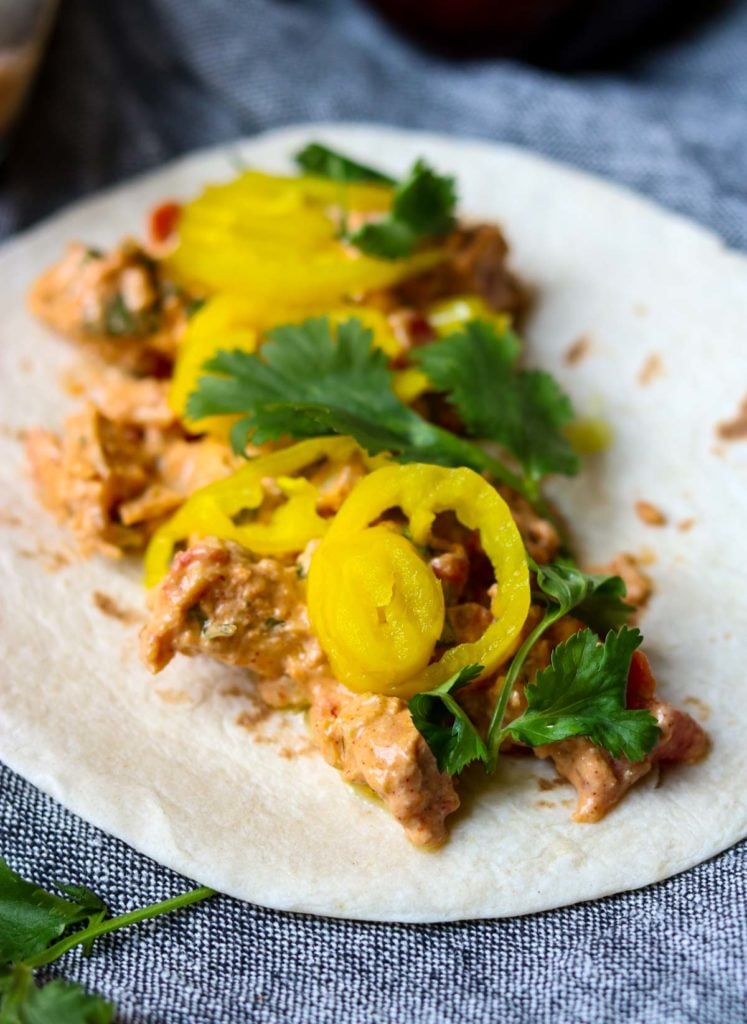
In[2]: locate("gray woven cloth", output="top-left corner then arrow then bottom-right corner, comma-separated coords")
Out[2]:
1,2 -> 746,1021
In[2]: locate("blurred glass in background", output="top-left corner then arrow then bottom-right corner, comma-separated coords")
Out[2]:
366,0 -> 731,66
0,0 -> 57,152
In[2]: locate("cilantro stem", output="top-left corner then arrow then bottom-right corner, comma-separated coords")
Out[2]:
24,886 -> 216,969
485,607 -> 564,768
4,963 -> 32,1002
477,450 -> 525,494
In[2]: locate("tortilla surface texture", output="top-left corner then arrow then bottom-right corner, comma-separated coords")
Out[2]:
1,125 -> 745,923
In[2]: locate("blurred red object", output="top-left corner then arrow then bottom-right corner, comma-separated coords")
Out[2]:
148,201 -> 182,246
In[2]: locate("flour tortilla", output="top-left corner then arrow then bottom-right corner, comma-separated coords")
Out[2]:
1,124 -> 745,923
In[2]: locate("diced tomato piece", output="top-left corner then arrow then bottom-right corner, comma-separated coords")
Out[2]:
408,312 -> 436,348
627,649 -> 657,708
148,201 -> 182,245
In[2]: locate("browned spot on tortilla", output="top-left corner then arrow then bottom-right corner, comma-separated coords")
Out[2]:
637,546 -> 658,566
219,684 -> 251,698
677,517 -> 696,532
17,543 -> 74,571
278,739 -> 316,759
248,724 -> 316,758
19,358 -> 33,374
0,508 -> 22,527
565,334 -> 591,366
635,500 -> 668,527
633,304 -> 649,317
92,590 -> 142,625
638,353 -> 664,386
236,706 -> 272,730
0,424 -> 29,442
535,799 -> 556,809
156,688 -> 193,705
537,775 -> 566,791
683,696 -> 711,722
717,397 -> 747,441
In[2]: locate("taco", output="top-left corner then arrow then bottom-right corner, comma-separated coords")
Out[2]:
0,125 -> 744,922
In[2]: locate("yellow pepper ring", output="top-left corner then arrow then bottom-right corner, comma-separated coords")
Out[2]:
310,526 -> 445,694
169,294 -> 262,437
166,170 -> 444,303
144,437 -> 365,587
307,463 -> 530,697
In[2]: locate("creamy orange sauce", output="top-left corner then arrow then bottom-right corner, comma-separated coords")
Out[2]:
24,220 -> 710,847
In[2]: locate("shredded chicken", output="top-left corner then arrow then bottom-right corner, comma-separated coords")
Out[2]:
498,485 -> 561,564
26,403 -> 236,556
28,240 -> 188,374
26,404 -> 161,556
460,615 -> 709,823
141,538 -> 460,845
309,681 -> 460,847
595,552 -> 653,610
537,698 -> 709,823
64,361 -> 177,428
384,224 -> 530,317
307,453 -> 369,516
140,539 -> 325,691
536,738 -> 651,821
534,645 -> 708,821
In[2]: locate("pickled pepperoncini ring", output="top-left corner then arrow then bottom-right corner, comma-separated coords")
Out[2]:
169,294 -> 261,437
307,463 -> 530,697
165,169 -> 444,303
144,437 -> 372,587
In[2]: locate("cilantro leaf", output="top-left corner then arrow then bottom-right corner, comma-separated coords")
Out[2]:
0,967 -> 113,1024
0,860 -> 214,1024
295,142 -> 396,185
416,319 -> 579,482
573,574 -> 634,634
349,159 -> 456,259
391,160 -> 457,236
188,316 -> 525,492
503,627 -> 660,761
0,861 -> 94,966
347,220 -> 417,260
413,561 -> 642,775
408,665 -> 487,775
533,560 -> 633,633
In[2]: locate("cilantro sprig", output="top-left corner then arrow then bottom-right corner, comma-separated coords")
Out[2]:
416,320 -> 580,492
0,857 -> 214,1021
409,665 -> 487,776
348,159 -> 457,259
409,562 -> 659,775
189,316 -> 529,493
504,627 -> 660,761
187,316 -> 576,507
295,143 -> 456,259
295,142 -> 396,185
